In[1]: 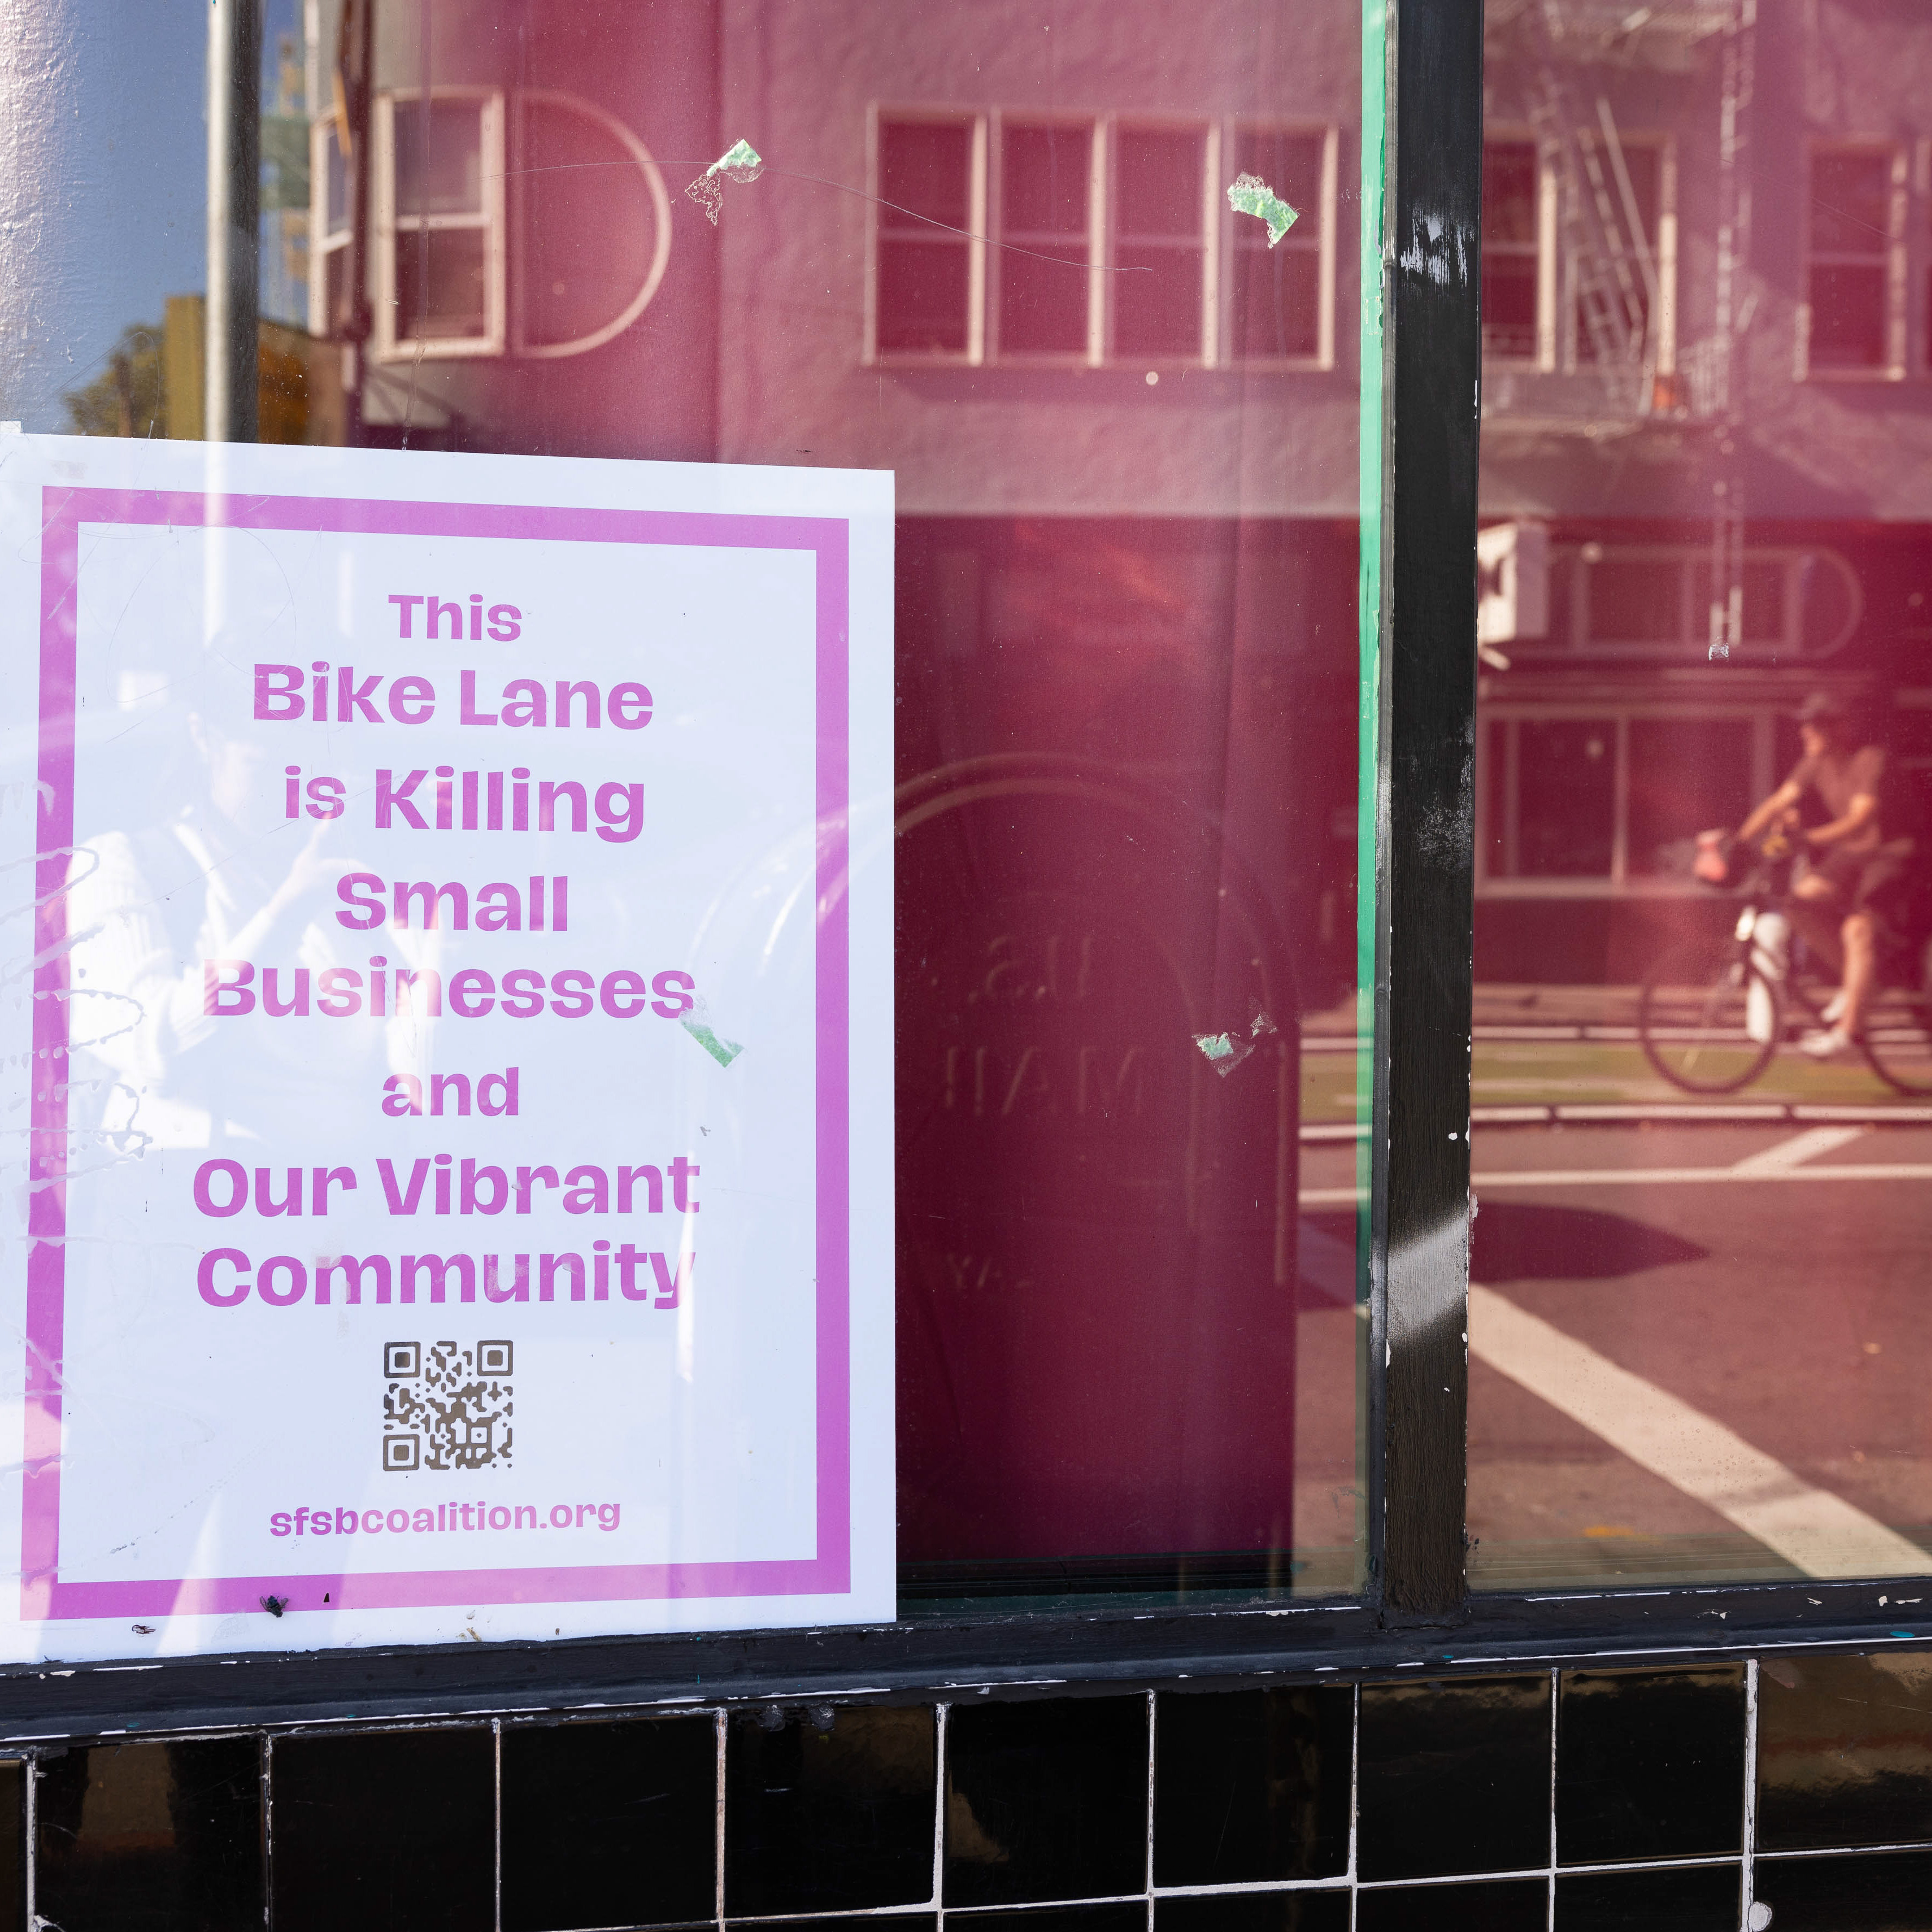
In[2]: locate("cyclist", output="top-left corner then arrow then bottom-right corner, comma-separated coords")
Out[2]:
1732,694 -> 1912,1061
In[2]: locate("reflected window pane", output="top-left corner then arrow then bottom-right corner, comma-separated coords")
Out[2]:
1482,141 -> 1540,359
1000,124 -> 1089,354
1113,128 -> 1206,358
1229,128 -> 1324,363
393,97 -> 484,215
1517,720 -> 1615,878
1626,720 -> 1753,878
882,118 -> 973,228
1807,147 -> 1895,372
879,120 -> 974,354
1590,558 -> 1682,646
1810,260 -> 1887,369
323,121 -> 349,237
878,240 -> 970,353
395,227 -> 487,339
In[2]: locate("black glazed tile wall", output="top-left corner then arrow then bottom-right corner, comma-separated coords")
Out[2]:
0,1761 -> 23,1932
945,1694 -> 1148,1906
10,1656 -> 1932,1925
501,1716 -> 715,1931
1554,1863 -> 1742,1929
1751,1847 -> 1932,1930
1357,1674 -> 1551,1880
35,1737 -> 260,1932
726,1702 -> 936,1914
271,1727 -> 494,1932
1557,1667 -> 1746,1864
1157,1893 -> 1351,1932
1154,1687 -> 1351,1885
1757,1650 -> 1932,1850
950,1906 -> 1147,1932
1356,1877 -> 1549,1930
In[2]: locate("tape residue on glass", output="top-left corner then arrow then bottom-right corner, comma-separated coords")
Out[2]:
1193,1007 -> 1280,1077
687,139 -> 765,224
1225,172 -> 1300,246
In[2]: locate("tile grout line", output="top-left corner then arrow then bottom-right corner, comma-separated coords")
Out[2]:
24,1753 -> 36,1932
1757,1838 -> 1932,1862
715,1706 -> 728,1932
1547,1667 -> 1559,1932
1143,1690 -> 1157,1932
1348,1679 -> 1360,1923
1355,1856 -> 1747,1891
932,1703 -> 948,1921
1741,1658 -> 1761,1929
260,1732 -> 273,1932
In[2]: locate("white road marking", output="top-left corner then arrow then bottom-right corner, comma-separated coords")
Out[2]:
1469,1283 -> 1930,1580
1730,1123 -> 1868,1175
1299,1162 -> 1932,1206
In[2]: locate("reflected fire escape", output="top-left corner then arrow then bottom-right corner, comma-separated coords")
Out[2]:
1488,0 -> 1755,659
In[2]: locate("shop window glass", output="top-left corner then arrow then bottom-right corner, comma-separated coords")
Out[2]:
11,0 -> 1369,1624
1472,2 -> 1932,1593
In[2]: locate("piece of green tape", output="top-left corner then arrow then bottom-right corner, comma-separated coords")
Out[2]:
683,1020 -> 744,1068
1226,173 -> 1300,246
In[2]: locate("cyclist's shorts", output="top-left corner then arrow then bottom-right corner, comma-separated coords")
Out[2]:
1811,844 -> 1917,943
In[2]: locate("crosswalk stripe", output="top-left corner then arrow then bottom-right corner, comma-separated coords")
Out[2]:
1469,1283 -> 1930,1580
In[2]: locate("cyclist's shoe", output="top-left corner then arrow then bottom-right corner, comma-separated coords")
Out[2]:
1799,1026 -> 1859,1061
1821,988 -> 1849,1025
1747,981 -> 1777,1044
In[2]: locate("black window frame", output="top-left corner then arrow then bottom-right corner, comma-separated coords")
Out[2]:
3,0 -> 1924,1748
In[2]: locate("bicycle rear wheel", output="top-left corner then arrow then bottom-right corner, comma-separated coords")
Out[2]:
1639,936 -> 1782,1094
1860,986 -> 1932,1095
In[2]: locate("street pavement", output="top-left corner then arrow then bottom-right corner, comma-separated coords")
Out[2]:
1292,1119 -> 1932,1596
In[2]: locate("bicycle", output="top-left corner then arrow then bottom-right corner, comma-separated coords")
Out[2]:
1637,828 -> 1932,1096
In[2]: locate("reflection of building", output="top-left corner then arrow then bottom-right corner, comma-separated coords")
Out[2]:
303,0 -> 1932,998
1477,0 -> 1932,980
306,0 -> 1348,1580
304,0 -> 1364,1001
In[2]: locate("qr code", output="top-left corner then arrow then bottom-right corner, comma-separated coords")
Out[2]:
382,1341 -> 514,1472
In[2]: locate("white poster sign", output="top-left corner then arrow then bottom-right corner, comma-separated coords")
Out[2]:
0,435 -> 894,1659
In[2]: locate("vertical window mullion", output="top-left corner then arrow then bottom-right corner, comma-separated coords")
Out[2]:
1088,118 -> 1109,367
373,92 -> 397,358
1373,0 -> 1484,1622
1887,145 -> 1909,377
1611,714 -> 1630,890
1200,121 -> 1220,367
1537,148 -> 1560,369
1319,122 -> 1339,368
968,114 -> 988,365
1656,139 -> 1679,390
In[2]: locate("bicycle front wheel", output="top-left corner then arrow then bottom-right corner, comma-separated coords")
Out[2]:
1639,936 -> 1782,1094
1860,986 -> 1932,1096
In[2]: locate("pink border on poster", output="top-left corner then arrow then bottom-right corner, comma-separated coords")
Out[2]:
22,486 -> 851,1621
